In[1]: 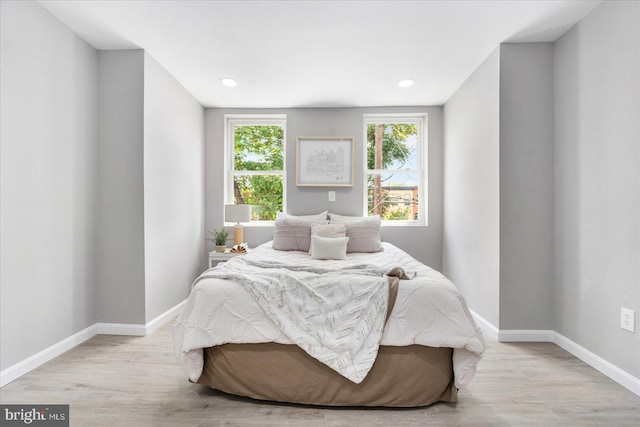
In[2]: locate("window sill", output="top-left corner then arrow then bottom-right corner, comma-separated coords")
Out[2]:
229,221 -> 276,227
381,221 -> 427,227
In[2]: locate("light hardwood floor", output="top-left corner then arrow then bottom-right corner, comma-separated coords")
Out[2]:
1,317 -> 638,426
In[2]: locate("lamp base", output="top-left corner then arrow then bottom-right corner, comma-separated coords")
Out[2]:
233,225 -> 243,246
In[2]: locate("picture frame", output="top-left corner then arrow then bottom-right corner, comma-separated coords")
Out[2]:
296,137 -> 354,187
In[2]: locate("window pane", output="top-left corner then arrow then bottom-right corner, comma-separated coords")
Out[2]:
367,173 -> 419,221
366,123 -> 418,170
234,125 -> 284,171
233,175 -> 283,221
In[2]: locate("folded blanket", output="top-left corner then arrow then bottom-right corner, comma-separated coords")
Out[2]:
384,266 -> 414,321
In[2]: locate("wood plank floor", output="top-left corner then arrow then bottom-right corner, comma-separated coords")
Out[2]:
1,317 -> 638,426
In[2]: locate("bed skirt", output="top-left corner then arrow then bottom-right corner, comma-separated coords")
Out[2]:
197,343 -> 457,407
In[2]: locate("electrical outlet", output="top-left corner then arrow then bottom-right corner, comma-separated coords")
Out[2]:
621,308 -> 635,333
328,191 -> 336,202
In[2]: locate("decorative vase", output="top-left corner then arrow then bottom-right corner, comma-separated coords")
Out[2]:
215,245 -> 226,253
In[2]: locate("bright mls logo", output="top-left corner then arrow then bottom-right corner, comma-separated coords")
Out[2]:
1,405 -> 68,426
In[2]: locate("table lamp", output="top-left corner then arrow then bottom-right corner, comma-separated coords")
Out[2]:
225,204 -> 252,245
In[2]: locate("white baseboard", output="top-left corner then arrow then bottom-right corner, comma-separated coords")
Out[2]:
146,299 -> 186,335
469,309 -> 499,340
470,311 -> 640,397
0,299 -> 186,388
96,322 -> 147,336
0,324 -> 97,388
551,332 -> 640,397
96,299 -> 186,336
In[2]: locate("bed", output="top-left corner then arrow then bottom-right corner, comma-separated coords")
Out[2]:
173,215 -> 485,407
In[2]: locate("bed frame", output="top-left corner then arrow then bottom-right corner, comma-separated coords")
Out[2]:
197,343 -> 457,407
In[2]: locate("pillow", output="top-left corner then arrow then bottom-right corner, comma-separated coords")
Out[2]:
310,235 -> 349,260
276,211 -> 328,222
311,223 -> 347,239
344,218 -> 383,253
328,213 -> 380,224
272,218 -> 328,251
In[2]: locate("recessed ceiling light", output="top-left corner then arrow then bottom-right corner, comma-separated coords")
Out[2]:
220,77 -> 237,87
398,78 -> 414,88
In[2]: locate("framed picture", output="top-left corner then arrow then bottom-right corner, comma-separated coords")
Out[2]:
296,137 -> 354,187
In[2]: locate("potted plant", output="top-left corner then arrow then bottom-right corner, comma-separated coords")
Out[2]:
207,228 -> 229,253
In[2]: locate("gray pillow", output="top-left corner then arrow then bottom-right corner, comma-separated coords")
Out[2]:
344,218 -> 383,253
311,223 -> 347,238
272,218 -> 328,251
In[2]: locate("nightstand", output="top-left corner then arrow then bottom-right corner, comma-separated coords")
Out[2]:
208,250 -> 249,268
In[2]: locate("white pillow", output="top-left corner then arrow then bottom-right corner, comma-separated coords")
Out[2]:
276,211 -> 328,222
311,223 -> 347,238
310,235 -> 349,260
328,213 -> 380,224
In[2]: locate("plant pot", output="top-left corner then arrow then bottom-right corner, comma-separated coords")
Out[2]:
215,245 -> 226,253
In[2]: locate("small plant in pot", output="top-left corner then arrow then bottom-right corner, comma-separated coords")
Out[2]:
207,228 -> 229,253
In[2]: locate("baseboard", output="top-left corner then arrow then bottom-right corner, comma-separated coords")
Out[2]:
551,332 -> 640,397
0,299 -> 186,388
470,311 -> 640,397
145,299 -> 186,335
96,299 -> 186,336
469,309 -> 499,340
96,322 -> 147,336
0,324 -> 97,388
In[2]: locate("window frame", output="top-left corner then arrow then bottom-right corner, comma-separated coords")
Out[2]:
362,113 -> 428,226
224,114 -> 287,223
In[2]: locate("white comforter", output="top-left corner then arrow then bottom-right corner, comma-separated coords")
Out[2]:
173,242 -> 485,389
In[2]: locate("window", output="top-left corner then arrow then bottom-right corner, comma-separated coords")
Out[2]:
363,114 -> 426,224
225,115 -> 286,221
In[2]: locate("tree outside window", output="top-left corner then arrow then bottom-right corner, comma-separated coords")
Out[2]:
228,118 -> 286,221
364,115 -> 425,222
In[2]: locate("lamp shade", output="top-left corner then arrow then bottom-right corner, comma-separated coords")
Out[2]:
225,204 -> 252,224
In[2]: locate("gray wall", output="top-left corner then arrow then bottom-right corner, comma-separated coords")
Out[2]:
443,0 -> 639,380
553,0 -> 639,377
1,0 -> 99,369
443,49 -> 501,327
98,50 -> 206,325
499,43 -> 554,330
143,52 -> 204,322
442,43 -> 558,334
97,50 -> 146,324
204,106 -> 444,268
1,12 -> 204,371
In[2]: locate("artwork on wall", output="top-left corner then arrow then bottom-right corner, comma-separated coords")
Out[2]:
296,137 -> 354,187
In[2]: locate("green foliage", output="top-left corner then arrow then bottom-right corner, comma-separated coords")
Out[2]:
366,123 -> 417,170
233,175 -> 282,221
206,228 -> 229,246
234,125 -> 284,170
233,125 -> 284,220
381,206 -> 413,220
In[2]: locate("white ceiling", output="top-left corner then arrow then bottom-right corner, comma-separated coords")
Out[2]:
38,0 -> 602,108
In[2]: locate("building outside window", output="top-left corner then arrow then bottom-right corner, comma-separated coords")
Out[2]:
225,115 -> 286,221
363,114 -> 426,224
